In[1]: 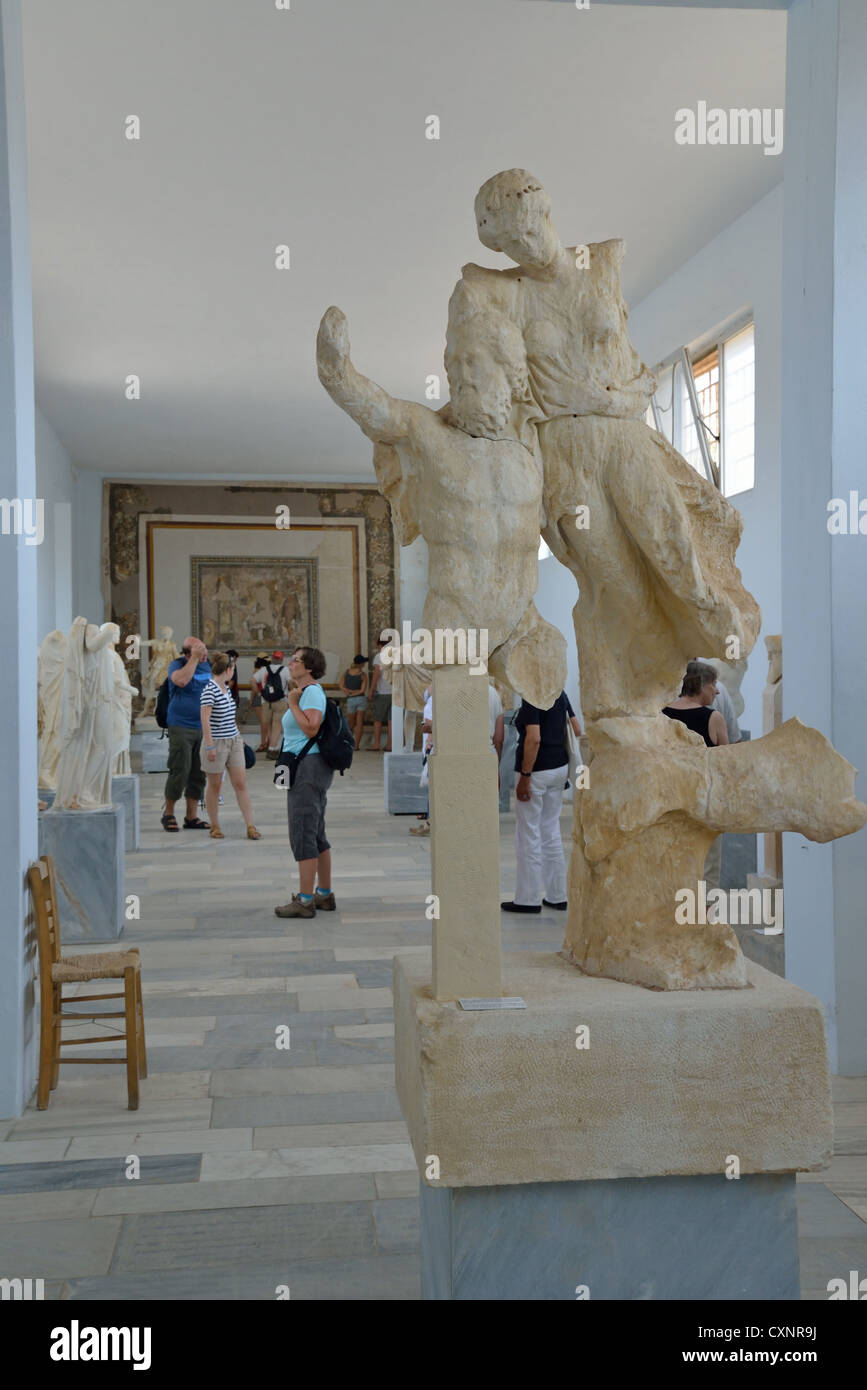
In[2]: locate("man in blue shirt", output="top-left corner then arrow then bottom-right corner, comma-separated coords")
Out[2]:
161,635 -> 212,832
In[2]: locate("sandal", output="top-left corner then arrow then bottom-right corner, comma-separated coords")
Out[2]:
161,814 -> 180,833
209,826 -> 224,839
246,825 -> 262,840
183,817 -> 210,830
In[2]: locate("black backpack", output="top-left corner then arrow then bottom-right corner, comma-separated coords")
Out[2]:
262,663 -> 285,703
312,698 -> 355,775
155,677 -> 171,731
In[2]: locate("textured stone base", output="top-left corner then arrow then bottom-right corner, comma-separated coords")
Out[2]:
112,774 -> 140,852
383,752 -> 428,815
394,949 -> 831,1186
420,1172 -> 800,1300
130,730 -> 168,773
38,805 -> 126,941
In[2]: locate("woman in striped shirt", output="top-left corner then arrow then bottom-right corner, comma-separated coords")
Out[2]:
200,652 -> 262,841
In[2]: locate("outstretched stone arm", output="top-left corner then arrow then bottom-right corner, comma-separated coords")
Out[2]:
317,306 -> 409,445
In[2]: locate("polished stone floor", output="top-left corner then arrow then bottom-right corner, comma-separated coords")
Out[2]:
1,753 -> 865,1300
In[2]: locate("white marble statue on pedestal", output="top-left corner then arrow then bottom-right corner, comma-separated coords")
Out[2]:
53,618 -> 121,810
37,628 -> 67,790
111,643 -> 138,776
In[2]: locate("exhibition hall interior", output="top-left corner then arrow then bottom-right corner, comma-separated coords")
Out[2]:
1,0 -> 866,1311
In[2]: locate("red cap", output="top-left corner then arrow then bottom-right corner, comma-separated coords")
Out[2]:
272,651 -> 284,660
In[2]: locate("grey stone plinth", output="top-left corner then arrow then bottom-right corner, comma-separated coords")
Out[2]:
38,805 -> 126,941
130,730 -> 169,773
384,752 -> 428,815
420,1173 -> 799,1300
112,774 -> 140,851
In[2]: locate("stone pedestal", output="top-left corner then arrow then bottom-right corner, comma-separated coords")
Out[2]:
395,949 -> 831,1300
130,729 -> 168,773
112,774 -> 140,851
429,668 -> 502,1000
38,805 -> 126,942
420,1173 -> 798,1301
383,752 -> 428,815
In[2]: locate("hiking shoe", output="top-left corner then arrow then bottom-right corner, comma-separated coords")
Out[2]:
274,895 -> 316,919
314,890 -> 336,911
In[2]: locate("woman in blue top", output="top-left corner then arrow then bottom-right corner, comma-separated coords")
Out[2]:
275,647 -> 336,919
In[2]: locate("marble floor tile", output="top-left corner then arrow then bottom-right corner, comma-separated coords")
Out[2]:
110,1201 -> 376,1271
0,1216 -> 121,1278
0,1189 -> 98,1222
0,1139 -> 71,1163
9,1099 -> 213,1138
251,1120 -> 410,1150
92,1173 -> 376,1216
201,1143 -> 415,1182
0,1154 -> 200,1193
66,1129 -> 253,1160
63,1253 -> 420,1301
296,987 -> 392,1012
373,1197 -> 420,1254
211,1063 -> 395,1097
211,1092 -> 404,1129
333,1024 -> 395,1040
374,1170 -> 420,1200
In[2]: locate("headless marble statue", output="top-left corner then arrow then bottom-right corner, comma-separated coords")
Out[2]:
37,629 -> 67,790
54,618 -> 120,811
111,644 -> 138,776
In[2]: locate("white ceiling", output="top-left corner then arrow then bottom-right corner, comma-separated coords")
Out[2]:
21,0 -> 785,479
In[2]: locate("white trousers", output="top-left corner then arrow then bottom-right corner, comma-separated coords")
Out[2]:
514,764 -> 568,907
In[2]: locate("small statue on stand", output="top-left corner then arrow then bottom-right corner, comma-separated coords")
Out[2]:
111,641 -> 138,776
139,625 -> 176,716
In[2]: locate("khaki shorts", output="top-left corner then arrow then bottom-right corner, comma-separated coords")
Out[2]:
206,734 -> 246,774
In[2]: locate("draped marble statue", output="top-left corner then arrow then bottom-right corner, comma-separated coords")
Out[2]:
111,645 -> 138,775
53,619 -> 120,811
37,629 -> 67,790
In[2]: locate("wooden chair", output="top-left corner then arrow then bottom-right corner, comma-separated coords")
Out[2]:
28,856 -> 147,1110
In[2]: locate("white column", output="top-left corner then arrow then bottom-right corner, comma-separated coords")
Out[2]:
782,0 -> 867,1071
0,0 -> 38,1117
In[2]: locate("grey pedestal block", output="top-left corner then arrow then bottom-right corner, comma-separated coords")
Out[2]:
112,775 -> 140,851
38,805 -> 126,942
130,730 -> 168,773
384,752 -> 428,815
420,1172 -> 800,1301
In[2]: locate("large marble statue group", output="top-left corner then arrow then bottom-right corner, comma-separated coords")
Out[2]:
317,167 -> 867,990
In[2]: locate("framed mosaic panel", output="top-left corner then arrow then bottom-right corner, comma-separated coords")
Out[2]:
190,555 -> 319,658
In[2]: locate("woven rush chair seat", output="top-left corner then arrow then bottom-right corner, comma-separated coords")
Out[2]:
53,948 -> 141,983
28,856 -> 147,1110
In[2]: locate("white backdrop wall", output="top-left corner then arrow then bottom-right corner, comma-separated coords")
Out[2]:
35,406 -> 73,636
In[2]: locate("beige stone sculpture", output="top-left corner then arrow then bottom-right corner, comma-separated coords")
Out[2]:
316,305 -> 566,708
37,629 -> 67,790
447,168 -> 865,991
111,646 -> 138,776
53,618 -> 120,810
140,625 -> 175,715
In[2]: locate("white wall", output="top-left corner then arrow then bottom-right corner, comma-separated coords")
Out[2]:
628,184 -> 784,743
35,406 -> 73,636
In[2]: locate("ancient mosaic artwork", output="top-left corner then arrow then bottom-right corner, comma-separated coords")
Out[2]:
190,556 -> 319,656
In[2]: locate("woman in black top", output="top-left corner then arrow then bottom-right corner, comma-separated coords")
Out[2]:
662,662 -> 729,747
340,654 -> 369,751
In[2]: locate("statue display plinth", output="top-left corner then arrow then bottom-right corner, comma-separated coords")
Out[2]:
112,774 -> 140,851
38,804 -> 126,941
383,752 -> 428,816
395,949 -> 830,1299
130,730 -> 168,773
